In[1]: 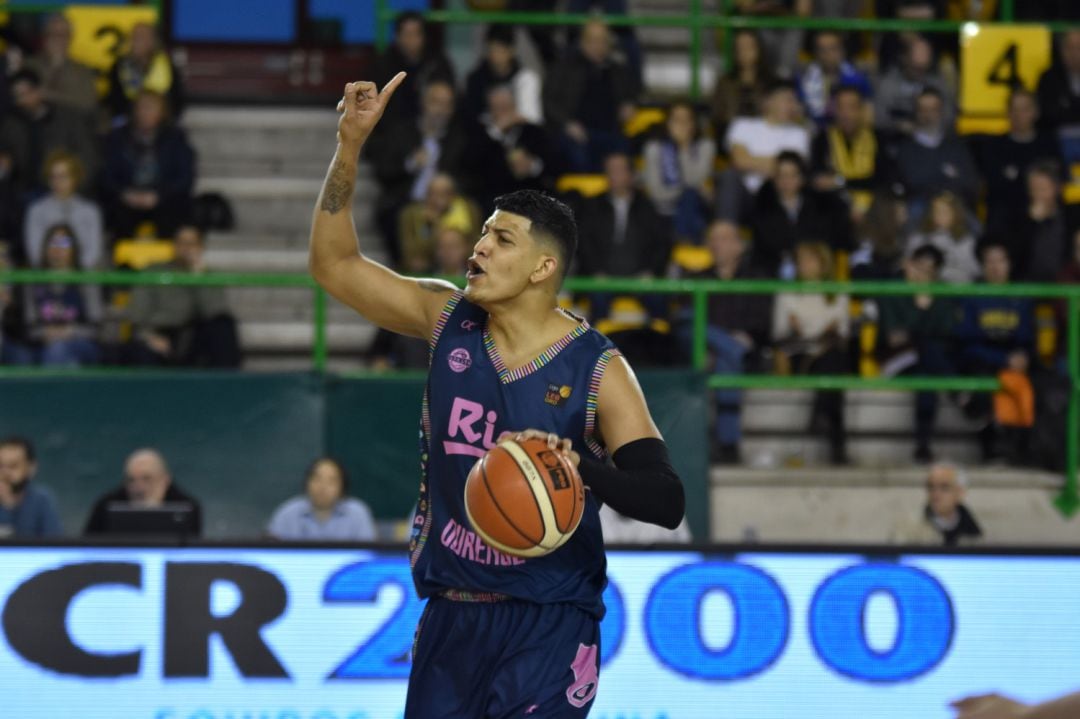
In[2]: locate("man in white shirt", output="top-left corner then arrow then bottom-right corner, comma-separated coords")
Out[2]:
717,81 -> 811,221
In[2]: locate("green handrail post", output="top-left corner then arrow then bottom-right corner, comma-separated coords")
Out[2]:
313,286 -> 328,373
1001,0 -> 1015,22
375,0 -> 389,54
1057,295 -> 1080,517
692,287 -> 708,371
690,0 -> 703,101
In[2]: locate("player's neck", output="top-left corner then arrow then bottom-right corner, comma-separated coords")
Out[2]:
486,299 -> 579,362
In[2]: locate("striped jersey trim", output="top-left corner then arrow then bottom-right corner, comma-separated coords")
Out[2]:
428,291 -> 464,363
483,319 -> 591,384
584,348 -> 622,459
410,387 -> 434,568
440,588 -> 511,602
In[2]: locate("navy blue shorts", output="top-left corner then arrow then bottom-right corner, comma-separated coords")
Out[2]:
405,595 -> 601,718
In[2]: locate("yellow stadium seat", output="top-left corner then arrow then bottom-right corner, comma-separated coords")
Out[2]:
672,242 -> 714,273
859,321 -> 880,378
113,239 -> 175,269
623,107 -> 666,138
556,174 -> 609,198
1064,183 -> 1080,205
956,115 -> 1010,135
1071,163 -> 1080,181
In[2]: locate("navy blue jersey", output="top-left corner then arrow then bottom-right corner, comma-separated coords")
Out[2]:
408,292 -> 620,619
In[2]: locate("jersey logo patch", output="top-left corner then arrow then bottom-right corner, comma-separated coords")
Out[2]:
544,384 -> 573,406
448,348 -> 472,373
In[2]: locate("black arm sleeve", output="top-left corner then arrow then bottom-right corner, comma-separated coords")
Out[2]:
578,437 -> 685,530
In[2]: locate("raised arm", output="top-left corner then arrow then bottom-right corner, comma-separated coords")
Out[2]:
309,73 -> 456,339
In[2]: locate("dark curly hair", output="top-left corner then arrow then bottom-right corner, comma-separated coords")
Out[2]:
493,190 -> 578,284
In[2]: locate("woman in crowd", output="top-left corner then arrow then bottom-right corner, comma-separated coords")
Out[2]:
642,100 -> 715,242
710,30 -> 777,139
23,151 -> 103,270
905,191 -> 979,284
267,458 -> 377,541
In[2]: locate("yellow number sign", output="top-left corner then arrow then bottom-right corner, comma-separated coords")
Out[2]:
64,4 -> 158,74
961,23 -> 1051,116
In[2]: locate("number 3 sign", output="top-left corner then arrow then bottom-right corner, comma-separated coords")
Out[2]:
961,23 -> 1051,117
64,4 -> 159,74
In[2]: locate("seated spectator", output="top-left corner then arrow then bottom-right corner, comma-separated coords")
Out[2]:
0,68 -> 98,196
955,243 -> 1035,460
267,458 -> 376,541
369,78 -> 464,267
102,90 -> 195,238
1037,30 -> 1080,166
84,448 -> 202,536
397,173 -> 481,275
105,22 -> 184,125
717,80 -> 810,223
464,25 -> 542,126
732,0 -> 811,79
893,88 -> 978,221
682,220 -> 773,464
565,0 -> 644,93
464,85 -> 553,213
11,224 -> 102,367
751,151 -> 851,277
875,35 -> 955,139
877,245 -> 957,461
1013,160 -> 1068,283
125,224 -> 241,368
772,241 -> 850,464
709,29 -> 777,139
905,191 -> 979,284
599,504 -> 691,544
876,2 -> 949,69
850,190 -> 908,280
25,14 -> 98,115
542,18 -> 637,172
372,11 -> 455,131
796,30 -> 872,128
642,100 -> 715,242
23,151 -> 103,269
810,86 -> 885,223
433,226 -> 472,277
975,88 -> 1061,235
890,462 -> 983,545
0,436 -> 62,538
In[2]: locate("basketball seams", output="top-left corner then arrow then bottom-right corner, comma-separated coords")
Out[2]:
479,452 -> 543,546
500,440 -> 562,549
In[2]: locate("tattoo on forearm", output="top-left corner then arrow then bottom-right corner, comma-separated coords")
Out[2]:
320,156 -> 354,214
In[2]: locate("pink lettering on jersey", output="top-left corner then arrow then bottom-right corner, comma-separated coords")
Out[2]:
566,643 -> 599,708
440,518 -> 525,566
445,397 -> 499,458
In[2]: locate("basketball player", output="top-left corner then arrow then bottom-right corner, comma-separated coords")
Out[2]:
310,73 -> 685,717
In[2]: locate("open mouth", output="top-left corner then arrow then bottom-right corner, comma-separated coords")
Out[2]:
466,258 -> 486,279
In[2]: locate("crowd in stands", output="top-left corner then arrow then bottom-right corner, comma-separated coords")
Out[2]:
0,16 -> 239,371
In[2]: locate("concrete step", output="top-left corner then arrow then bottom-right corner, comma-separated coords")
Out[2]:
739,436 -> 981,468
239,318 -> 375,353
225,287 -> 360,322
183,106 -> 340,162
205,247 -> 309,272
195,176 -> 377,234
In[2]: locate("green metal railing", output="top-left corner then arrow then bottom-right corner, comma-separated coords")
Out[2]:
1,270 -> 1078,515
373,0 -> 1080,100
3,0 -> 163,14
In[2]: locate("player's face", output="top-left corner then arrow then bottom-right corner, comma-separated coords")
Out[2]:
466,210 -> 553,305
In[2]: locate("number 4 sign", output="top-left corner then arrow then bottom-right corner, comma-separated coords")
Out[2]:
961,23 -> 1052,117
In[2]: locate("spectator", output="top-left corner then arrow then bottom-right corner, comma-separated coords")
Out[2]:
772,241 -> 850,464
104,22 -> 184,125
893,88 -> 979,219
955,243 -> 1035,460
810,85 -> 886,223
102,90 -> 196,238
463,25 -> 542,126
0,68 -> 98,196
890,462 -> 983,545
877,244 -> 957,461
599,504 -> 691,544
23,150 -> 103,269
542,18 -> 637,172
1011,160 -> 1068,283
1036,30 -> 1080,166
267,458 -> 376,541
876,1 -> 948,69
126,224 -> 241,368
796,30 -> 872,128
11,224 -> 102,367
565,0 -> 644,93
434,226 -> 472,277
0,242 -> 28,365
642,101 -> 715,242
975,88 -> 1061,235
370,78 -> 464,266
464,85 -> 553,212
709,29 -> 777,140
751,151 -> 851,277
718,80 -> 810,222
905,191 -> 979,284
25,14 -> 97,114
0,436 -> 62,538
850,190 -> 909,280
577,152 -> 671,279
397,173 -> 481,274
682,220 -> 773,464
875,35 -> 954,138
372,11 -> 454,131
732,0 -> 812,79
84,448 -> 202,536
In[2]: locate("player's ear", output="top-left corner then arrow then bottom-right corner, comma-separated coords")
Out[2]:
530,253 -> 559,285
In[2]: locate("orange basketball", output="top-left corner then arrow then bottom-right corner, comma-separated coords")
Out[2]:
464,437 -> 586,558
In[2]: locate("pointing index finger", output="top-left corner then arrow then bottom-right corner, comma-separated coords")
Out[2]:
380,71 -> 408,102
